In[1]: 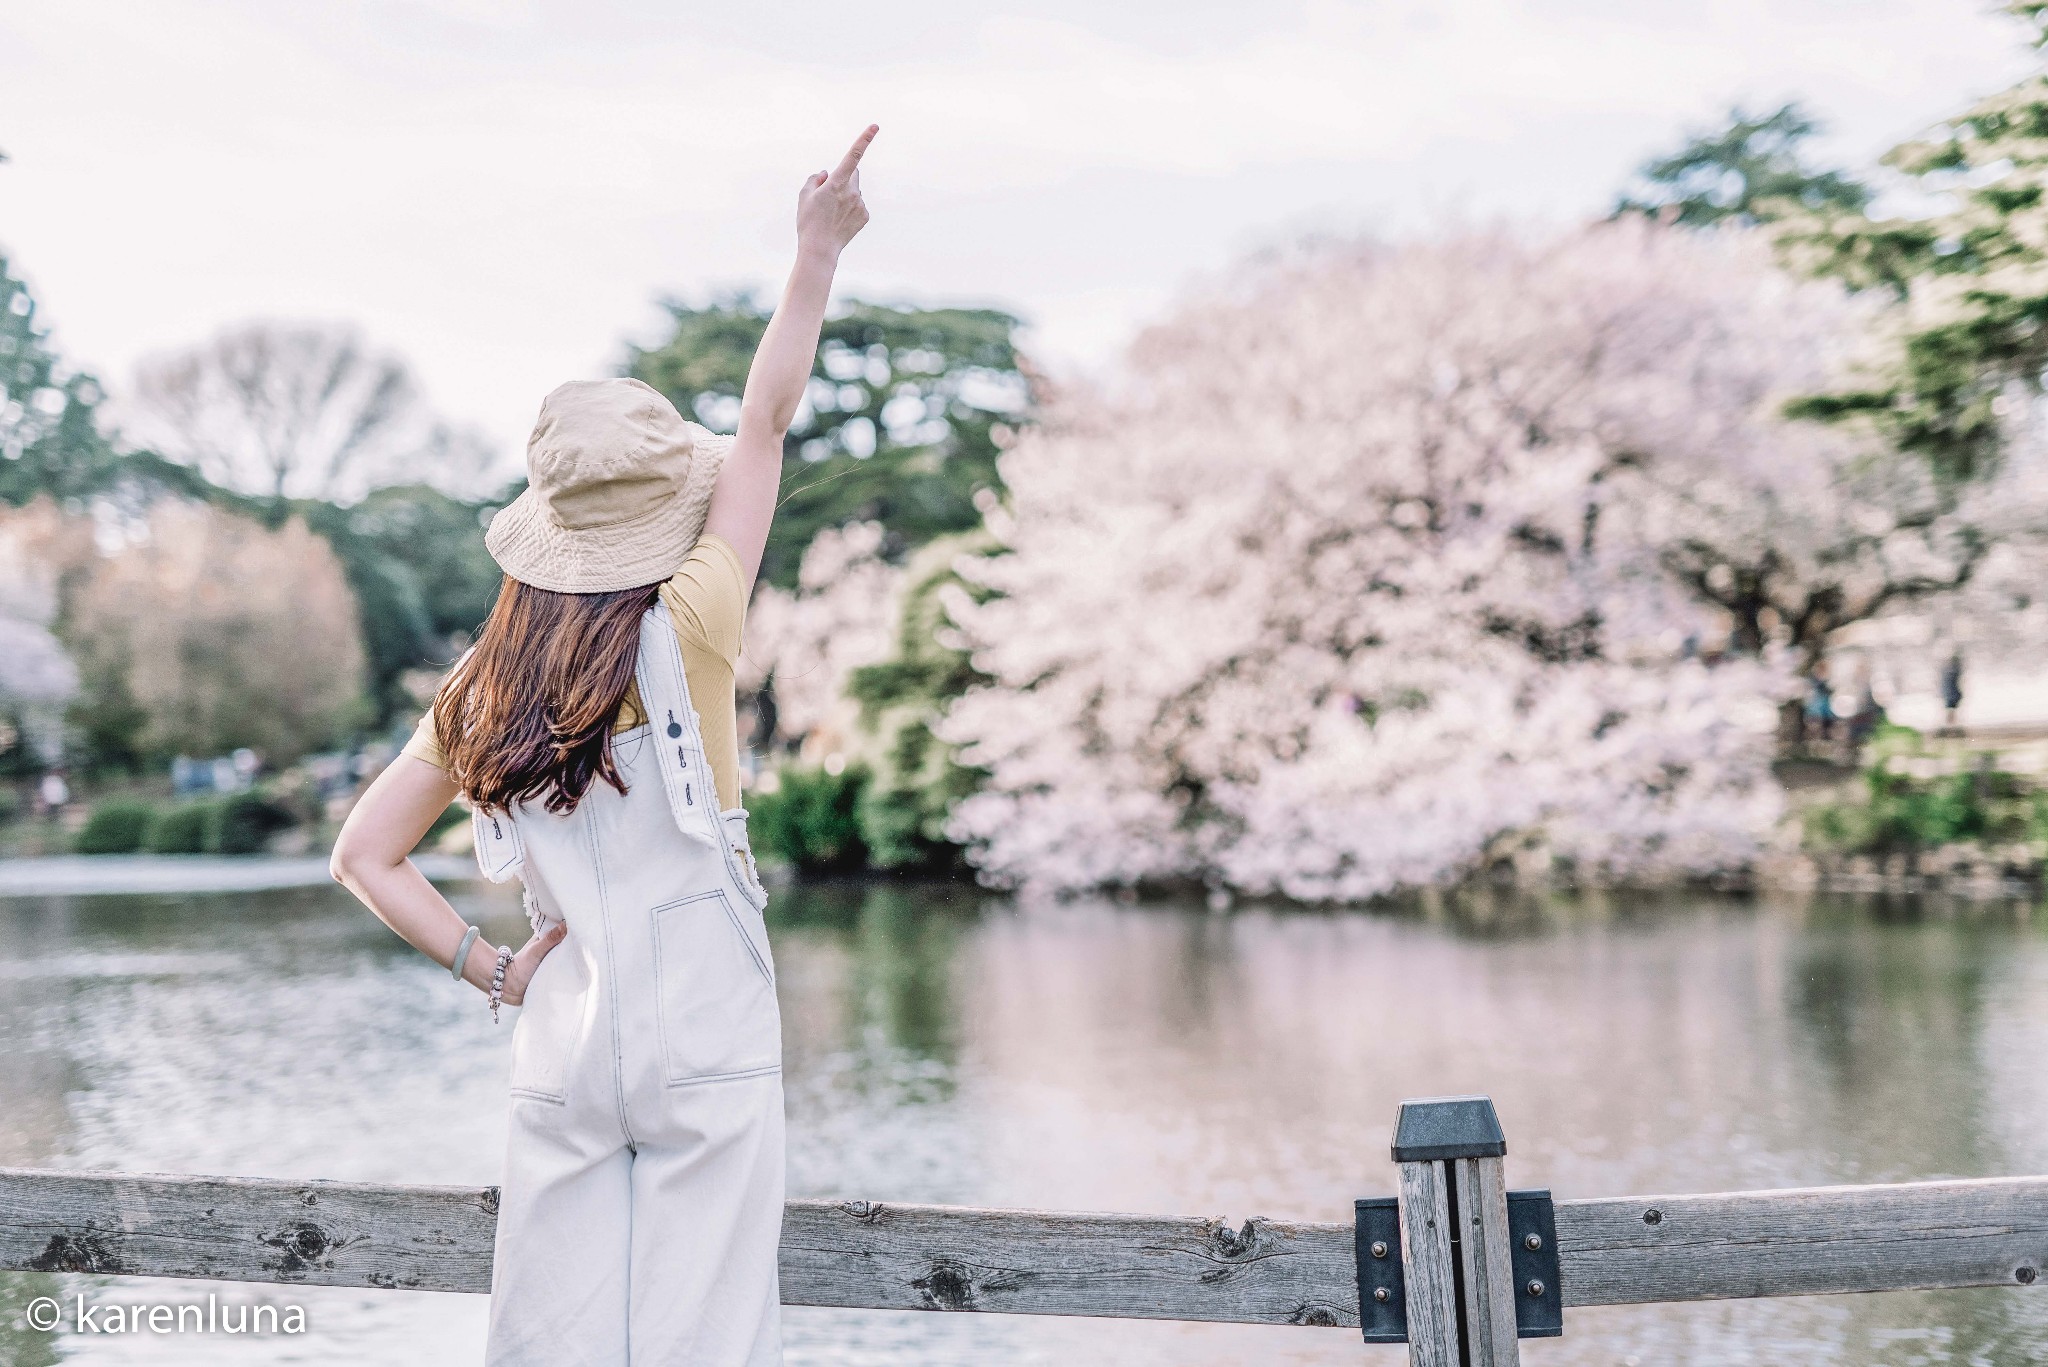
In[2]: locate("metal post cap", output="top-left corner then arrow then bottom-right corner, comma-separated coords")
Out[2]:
1391,1095 -> 1507,1162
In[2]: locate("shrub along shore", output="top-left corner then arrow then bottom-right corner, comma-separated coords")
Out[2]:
30,728 -> 2048,907
74,791 -> 294,856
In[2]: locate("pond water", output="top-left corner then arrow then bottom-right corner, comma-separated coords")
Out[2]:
2,877 -> 2046,1367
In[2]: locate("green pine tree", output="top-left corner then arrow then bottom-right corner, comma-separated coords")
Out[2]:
626,297 -> 1031,590
1614,102 -> 1871,229
845,530 -> 995,870
0,252 -> 122,505
1779,5 -> 2048,484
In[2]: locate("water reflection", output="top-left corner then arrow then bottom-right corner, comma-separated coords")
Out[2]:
0,879 -> 2043,1366
1787,899 -> 2007,1181
777,880 -> 972,1069
0,1272 -> 63,1367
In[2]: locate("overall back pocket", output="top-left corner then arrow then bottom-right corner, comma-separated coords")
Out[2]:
508,942 -> 580,1104
651,890 -> 781,1084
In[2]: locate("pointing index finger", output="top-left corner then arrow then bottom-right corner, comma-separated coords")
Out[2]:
828,124 -> 879,186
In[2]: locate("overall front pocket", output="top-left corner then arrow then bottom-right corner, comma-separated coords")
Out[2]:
650,890 -> 781,1084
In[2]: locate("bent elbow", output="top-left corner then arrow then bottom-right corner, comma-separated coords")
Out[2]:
329,834 -> 376,888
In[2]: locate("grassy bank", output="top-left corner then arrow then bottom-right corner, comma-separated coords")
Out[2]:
1788,725 -> 2048,896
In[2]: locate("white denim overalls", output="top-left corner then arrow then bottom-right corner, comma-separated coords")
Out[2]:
471,606 -> 783,1367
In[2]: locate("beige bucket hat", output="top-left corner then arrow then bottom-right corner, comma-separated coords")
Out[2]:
485,378 -> 735,593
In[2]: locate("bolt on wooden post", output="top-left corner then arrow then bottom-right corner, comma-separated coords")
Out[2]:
1393,1096 -> 1521,1367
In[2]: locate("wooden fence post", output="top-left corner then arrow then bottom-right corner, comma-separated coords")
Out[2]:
1393,1096 -> 1521,1367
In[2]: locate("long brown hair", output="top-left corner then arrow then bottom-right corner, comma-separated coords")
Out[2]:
435,576 -> 661,814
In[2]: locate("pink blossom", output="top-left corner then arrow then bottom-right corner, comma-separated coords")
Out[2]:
940,222 -> 1861,897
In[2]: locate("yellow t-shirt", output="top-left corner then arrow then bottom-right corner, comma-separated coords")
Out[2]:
403,534 -> 749,811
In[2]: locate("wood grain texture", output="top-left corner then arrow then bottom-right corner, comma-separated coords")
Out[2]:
0,1170 -> 1356,1326
1455,1156 -> 1521,1366
778,1199 -> 1356,1325
0,1168 -> 500,1292
1397,1160 -> 1460,1367
1554,1176 -> 2048,1306
8,1167 -> 2047,1322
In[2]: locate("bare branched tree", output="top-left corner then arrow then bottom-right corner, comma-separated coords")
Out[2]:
126,322 -> 497,503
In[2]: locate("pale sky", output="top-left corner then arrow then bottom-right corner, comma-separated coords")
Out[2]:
1,0 -> 2038,474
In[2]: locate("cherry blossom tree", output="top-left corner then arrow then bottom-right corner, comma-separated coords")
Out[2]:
938,221 -> 1992,899
741,519 -> 993,868
61,501 -> 368,764
740,521 -> 905,761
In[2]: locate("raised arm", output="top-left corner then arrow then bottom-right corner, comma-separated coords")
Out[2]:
706,124 -> 878,595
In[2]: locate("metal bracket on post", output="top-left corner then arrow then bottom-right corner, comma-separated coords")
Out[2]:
1505,1190 -> 1562,1338
1356,1195 -> 1408,1342
1354,1096 -> 1564,1359
1389,1095 -> 1531,1367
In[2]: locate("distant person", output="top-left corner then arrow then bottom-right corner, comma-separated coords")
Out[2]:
1941,649 -> 1965,731
171,755 -> 203,797
1803,662 -> 1835,743
1847,666 -> 1884,746
331,125 -> 877,1367
35,769 -> 68,818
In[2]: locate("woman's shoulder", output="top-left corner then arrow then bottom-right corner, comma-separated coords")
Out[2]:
401,707 -> 448,771
402,644 -> 481,773
658,534 -> 747,664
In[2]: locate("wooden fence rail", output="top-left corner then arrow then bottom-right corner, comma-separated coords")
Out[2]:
4,1096 -> 2045,1362
5,1169 -> 2045,1314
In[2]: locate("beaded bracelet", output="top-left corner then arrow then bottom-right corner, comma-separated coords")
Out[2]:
488,945 -> 514,1023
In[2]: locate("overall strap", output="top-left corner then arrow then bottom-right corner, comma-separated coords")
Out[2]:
633,603 -> 722,847
470,802 -> 560,933
472,802 -> 524,881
